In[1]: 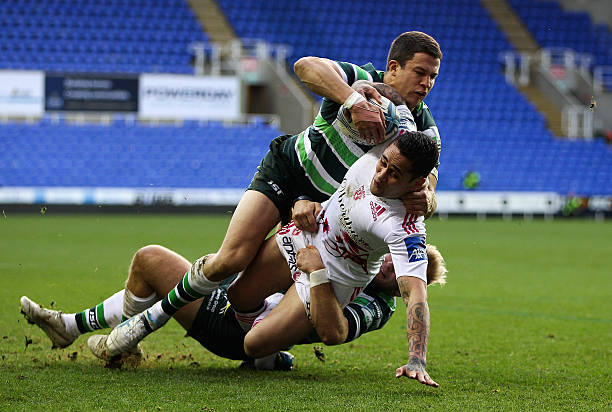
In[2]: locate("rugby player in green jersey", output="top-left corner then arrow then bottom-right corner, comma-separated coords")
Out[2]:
20,243 -> 446,371
165,31 -> 440,292
210,31 -> 442,292
91,31 -> 443,365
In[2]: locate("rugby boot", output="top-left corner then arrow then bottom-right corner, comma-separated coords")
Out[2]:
20,296 -> 78,349
274,351 -> 295,371
253,350 -> 295,371
88,334 -> 143,368
105,310 -> 164,356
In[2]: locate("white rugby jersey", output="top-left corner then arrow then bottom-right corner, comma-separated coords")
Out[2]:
276,141 -> 428,305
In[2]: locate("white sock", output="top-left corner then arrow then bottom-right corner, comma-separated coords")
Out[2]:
144,300 -> 171,329
62,314 -> 80,337
123,289 -> 157,320
234,302 -> 268,333
252,293 -> 283,328
63,290 -> 125,335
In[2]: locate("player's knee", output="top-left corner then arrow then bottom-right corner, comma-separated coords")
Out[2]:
243,332 -> 266,358
130,245 -> 167,278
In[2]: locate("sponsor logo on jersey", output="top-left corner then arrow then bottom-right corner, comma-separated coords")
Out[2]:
277,221 -> 295,235
206,289 -> 218,311
267,180 -> 283,195
404,236 -> 427,263
370,201 -> 386,221
337,180 -> 370,249
353,185 -> 365,200
323,231 -> 369,272
281,235 -> 299,275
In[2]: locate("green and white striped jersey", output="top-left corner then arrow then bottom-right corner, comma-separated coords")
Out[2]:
291,61 -> 442,197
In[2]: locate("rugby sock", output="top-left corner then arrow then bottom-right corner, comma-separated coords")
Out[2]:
234,303 -> 267,332
63,290 -> 125,336
144,256 -> 220,328
122,289 -> 157,321
250,293 -> 284,328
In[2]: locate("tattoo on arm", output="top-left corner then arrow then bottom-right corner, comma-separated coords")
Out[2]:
407,356 -> 427,370
407,302 -> 429,363
371,83 -> 406,106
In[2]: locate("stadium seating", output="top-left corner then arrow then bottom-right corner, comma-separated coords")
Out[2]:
215,0 -> 612,195
0,119 -> 276,188
509,0 -> 612,67
0,0 -> 610,197
0,0 -> 206,73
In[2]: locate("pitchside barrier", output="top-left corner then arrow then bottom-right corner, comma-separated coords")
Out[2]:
1,187 -> 610,218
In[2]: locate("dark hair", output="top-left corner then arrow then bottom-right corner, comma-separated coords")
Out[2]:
393,131 -> 439,178
386,31 -> 442,69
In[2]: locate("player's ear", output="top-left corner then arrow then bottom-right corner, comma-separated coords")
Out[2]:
387,60 -> 399,73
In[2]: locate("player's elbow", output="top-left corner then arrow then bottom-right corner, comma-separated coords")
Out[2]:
317,325 -> 347,346
294,56 -> 318,79
320,333 -> 344,346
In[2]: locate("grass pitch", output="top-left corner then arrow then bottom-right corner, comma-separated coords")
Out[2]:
1,213 -> 610,411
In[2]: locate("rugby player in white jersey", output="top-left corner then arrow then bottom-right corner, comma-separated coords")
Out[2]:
103,130 -> 439,386
229,129 -> 440,387
100,33 -> 442,350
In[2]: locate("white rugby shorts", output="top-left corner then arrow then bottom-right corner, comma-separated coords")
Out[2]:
275,222 -> 362,318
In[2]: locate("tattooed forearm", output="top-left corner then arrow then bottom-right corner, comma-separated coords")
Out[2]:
407,356 -> 427,370
370,83 -> 406,106
406,301 -> 430,361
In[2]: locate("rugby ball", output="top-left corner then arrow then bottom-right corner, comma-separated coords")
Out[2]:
336,96 -> 401,146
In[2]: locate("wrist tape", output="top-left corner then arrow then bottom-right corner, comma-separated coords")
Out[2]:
309,268 -> 330,288
342,91 -> 366,110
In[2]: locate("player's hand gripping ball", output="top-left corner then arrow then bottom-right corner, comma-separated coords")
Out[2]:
336,96 -> 401,146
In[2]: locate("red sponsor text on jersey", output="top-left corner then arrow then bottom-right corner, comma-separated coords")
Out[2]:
369,201 -> 386,221
353,185 -> 366,200
277,221 -> 296,235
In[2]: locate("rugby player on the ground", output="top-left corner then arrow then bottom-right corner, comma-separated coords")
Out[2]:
122,32 -> 443,345
107,131 -> 442,386
20,243 -> 447,370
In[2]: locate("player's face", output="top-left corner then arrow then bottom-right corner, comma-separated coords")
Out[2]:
386,52 -> 440,110
370,254 -> 400,296
370,144 -> 423,198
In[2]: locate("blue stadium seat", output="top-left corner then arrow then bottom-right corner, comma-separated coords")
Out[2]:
0,121 -> 281,189
0,0 -> 208,74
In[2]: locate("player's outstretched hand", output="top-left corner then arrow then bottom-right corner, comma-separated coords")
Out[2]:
296,245 -> 325,275
395,360 -> 439,387
292,200 -> 322,233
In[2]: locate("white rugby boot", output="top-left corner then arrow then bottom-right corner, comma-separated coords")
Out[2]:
88,334 -> 143,367
20,296 -> 78,349
105,312 -> 156,356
